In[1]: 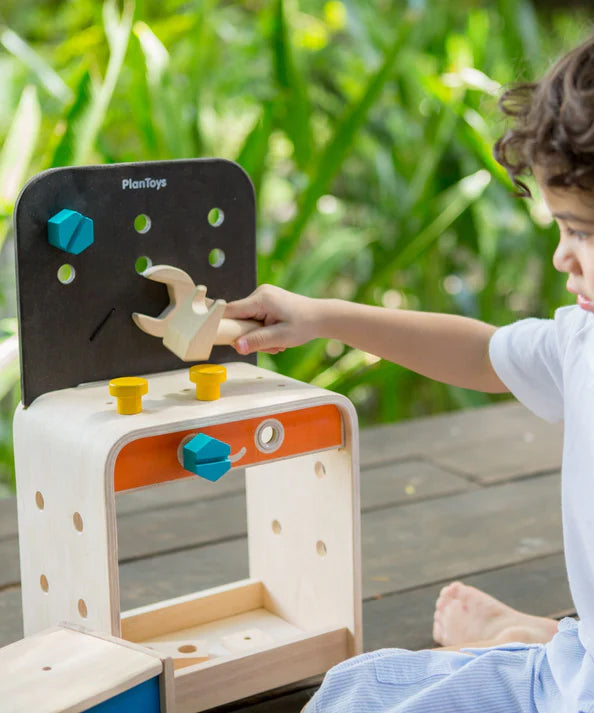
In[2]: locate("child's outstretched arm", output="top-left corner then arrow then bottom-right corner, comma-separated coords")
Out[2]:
224,285 -> 508,393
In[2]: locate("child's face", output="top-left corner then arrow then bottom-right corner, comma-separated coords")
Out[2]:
536,171 -> 594,313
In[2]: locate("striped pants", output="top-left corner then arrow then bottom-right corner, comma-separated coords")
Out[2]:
303,619 -> 594,713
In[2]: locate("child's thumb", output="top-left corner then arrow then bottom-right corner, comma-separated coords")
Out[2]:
235,324 -> 287,354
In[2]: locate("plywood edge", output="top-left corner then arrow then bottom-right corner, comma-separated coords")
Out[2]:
121,579 -> 263,642
174,626 -> 348,712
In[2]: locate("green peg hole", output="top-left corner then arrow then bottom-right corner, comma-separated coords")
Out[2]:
135,256 -> 153,274
57,264 -> 76,285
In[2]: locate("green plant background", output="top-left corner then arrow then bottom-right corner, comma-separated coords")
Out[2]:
0,0 -> 592,494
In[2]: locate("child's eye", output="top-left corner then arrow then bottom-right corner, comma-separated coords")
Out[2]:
567,227 -> 591,241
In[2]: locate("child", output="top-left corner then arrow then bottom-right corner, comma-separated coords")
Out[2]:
225,35 -> 594,713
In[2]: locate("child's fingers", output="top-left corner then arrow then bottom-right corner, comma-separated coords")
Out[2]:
234,324 -> 290,355
223,296 -> 261,321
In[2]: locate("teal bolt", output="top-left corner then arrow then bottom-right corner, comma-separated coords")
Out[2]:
48,209 -> 94,255
183,433 -> 231,482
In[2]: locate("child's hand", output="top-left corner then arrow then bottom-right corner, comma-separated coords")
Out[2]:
224,285 -> 320,355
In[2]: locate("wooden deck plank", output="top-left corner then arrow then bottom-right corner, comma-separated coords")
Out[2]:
361,472 -> 562,598
359,402 -> 562,472
428,435 -> 562,484
360,460 -> 476,510
115,469 -> 247,516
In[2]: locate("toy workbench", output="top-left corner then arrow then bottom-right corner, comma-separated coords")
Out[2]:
10,159 -> 362,712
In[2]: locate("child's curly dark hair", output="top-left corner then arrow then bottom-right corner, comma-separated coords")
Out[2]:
494,35 -> 594,197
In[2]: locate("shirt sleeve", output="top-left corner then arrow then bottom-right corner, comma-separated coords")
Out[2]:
488,306 -> 585,423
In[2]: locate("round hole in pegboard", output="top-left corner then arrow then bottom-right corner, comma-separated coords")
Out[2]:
316,540 -> 327,557
42,666 -> 52,671
315,462 -> 326,479
40,574 -> 49,593
271,519 -> 282,535
243,635 -> 252,640
57,264 -> 76,285
35,491 -> 45,510
73,512 -> 83,532
178,644 -> 197,654
78,598 -> 88,618
135,256 -> 153,274
255,419 -> 284,453
208,249 -> 225,268
207,207 -> 224,227
134,213 -> 152,234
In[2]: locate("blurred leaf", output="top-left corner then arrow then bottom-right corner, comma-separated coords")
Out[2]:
272,0 -> 314,171
0,84 -> 40,205
0,26 -> 72,102
237,101 -> 275,202
48,69 -> 93,167
72,0 -> 134,164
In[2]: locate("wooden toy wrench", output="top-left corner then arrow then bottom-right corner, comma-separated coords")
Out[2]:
132,265 -> 259,361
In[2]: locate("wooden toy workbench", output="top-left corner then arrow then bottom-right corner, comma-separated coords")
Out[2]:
10,159 -> 362,712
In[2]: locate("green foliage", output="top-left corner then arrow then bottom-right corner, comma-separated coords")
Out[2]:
0,0 -> 591,493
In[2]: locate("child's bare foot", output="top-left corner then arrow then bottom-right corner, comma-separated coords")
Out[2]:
432,581 -> 559,647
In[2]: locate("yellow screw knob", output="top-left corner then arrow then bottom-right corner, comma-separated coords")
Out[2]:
189,364 -> 227,401
108,376 -> 148,415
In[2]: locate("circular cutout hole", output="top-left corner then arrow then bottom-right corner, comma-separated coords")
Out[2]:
178,644 -> 197,654
57,264 -> 76,285
78,598 -> 88,618
207,208 -> 224,227
277,383 -> 286,388
208,249 -> 225,268
255,419 -> 285,453
316,540 -> 327,557
40,574 -> 49,593
42,666 -> 52,671
73,512 -> 83,532
135,256 -> 153,274
315,462 -> 326,479
35,491 -> 45,510
134,213 -> 152,234
243,636 -> 252,641
272,519 -> 282,535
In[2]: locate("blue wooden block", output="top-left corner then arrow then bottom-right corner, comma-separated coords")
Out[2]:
48,208 -> 94,255
84,676 -> 161,713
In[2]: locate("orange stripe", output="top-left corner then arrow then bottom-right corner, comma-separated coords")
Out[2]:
114,405 -> 343,492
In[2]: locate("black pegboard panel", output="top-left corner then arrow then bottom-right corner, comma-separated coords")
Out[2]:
14,159 -> 257,406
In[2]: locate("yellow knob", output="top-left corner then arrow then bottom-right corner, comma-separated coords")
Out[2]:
189,364 -> 227,401
109,376 -> 148,414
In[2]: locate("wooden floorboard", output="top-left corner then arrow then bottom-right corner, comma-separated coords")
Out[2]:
0,401 -> 569,712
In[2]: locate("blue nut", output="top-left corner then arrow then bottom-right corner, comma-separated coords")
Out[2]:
183,433 -> 231,482
48,209 -> 94,255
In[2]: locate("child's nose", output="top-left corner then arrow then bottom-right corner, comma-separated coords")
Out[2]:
553,240 -> 580,274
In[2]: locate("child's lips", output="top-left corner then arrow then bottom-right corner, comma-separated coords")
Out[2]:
577,294 -> 594,311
